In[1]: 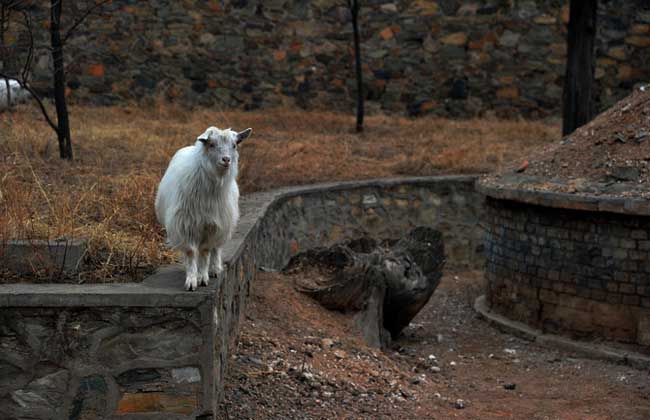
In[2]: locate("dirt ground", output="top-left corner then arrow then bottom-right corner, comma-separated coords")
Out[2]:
486,86 -> 650,198
221,270 -> 650,420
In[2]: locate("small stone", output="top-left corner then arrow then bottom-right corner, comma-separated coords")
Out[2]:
321,338 -> 334,348
378,27 -> 394,40
626,35 -> 650,48
333,349 -> 346,359
611,166 -> 640,182
516,160 -> 529,173
430,366 -> 442,373
380,3 -> 398,13
454,399 -> 465,409
496,86 -> 519,99
440,32 -> 468,46
503,383 -> 516,390
635,130 -> 650,143
411,374 -> 426,385
300,372 -> 314,382
498,30 -> 521,48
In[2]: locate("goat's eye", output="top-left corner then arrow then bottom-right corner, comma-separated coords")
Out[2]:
233,143 -> 237,150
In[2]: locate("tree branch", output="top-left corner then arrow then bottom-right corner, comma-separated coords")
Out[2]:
62,0 -> 110,44
18,9 -> 33,82
0,73 -> 59,132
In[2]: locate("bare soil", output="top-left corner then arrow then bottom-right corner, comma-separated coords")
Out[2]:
221,270 -> 650,420
486,86 -> 650,198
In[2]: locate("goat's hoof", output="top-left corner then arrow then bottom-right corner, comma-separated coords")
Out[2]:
184,276 -> 198,291
199,274 -> 209,287
209,266 -> 224,277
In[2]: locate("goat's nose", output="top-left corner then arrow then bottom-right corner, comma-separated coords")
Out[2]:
222,156 -> 231,164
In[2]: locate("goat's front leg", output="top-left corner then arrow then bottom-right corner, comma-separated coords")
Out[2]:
209,247 -> 224,277
184,247 -> 199,291
197,248 -> 210,287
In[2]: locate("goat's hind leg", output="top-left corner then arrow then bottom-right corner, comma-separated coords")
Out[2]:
209,247 -> 224,277
183,246 -> 199,291
197,248 -> 210,287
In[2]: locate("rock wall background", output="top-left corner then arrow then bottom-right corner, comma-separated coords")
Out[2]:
2,1 -> 650,116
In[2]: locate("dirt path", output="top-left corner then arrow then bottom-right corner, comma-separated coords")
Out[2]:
220,271 -> 650,420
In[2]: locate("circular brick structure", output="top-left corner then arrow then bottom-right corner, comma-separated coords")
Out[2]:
477,180 -> 650,350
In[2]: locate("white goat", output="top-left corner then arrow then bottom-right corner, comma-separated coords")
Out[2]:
155,126 -> 252,291
0,79 -> 31,111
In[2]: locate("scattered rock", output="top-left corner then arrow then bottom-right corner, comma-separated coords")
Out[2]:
411,374 -> 426,385
610,166 -> 640,182
614,132 -> 627,143
300,372 -> 315,383
399,388 -> 413,399
321,338 -> 335,349
516,160 -> 529,173
454,399 -> 466,409
333,350 -> 347,360
503,383 -> 517,390
635,129 -> 649,143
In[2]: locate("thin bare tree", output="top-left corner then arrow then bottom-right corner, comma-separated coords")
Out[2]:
0,0 -> 108,159
562,0 -> 598,136
347,0 -> 364,133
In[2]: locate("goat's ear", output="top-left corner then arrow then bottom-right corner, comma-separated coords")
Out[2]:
236,128 -> 253,144
197,129 -> 211,145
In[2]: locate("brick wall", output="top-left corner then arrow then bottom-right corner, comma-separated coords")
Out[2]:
484,197 -> 650,347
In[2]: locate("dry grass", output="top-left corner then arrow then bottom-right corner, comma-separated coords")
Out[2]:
0,103 -> 559,283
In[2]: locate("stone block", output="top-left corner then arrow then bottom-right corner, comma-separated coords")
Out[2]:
638,315 -> 650,346
98,322 -> 201,367
116,393 -> 197,415
69,375 -> 109,420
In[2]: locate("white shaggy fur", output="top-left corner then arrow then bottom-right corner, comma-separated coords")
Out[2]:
155,126 -> 252,291
0,79 -> 30,110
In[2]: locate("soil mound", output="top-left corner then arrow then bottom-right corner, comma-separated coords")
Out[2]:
483,86 -> 650,199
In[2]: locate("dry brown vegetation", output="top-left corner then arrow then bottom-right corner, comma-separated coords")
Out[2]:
0,103 -> 559,282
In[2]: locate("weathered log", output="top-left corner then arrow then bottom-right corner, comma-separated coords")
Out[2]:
285,227 -> 445,348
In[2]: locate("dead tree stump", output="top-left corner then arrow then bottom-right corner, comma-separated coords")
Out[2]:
285,227 -> 445,348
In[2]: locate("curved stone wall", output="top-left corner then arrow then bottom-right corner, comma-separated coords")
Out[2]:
479,186 -> 650,349
0,175 -> 483,420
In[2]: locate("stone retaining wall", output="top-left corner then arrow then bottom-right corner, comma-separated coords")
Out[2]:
2,1 -> 649,117
481,193 -> 650,348
0,175 -> 482,420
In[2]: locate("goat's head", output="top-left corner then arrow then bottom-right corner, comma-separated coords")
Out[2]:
196,126 -> 252,175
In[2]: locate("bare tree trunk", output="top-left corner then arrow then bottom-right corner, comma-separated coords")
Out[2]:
288,228 -> 445,348
562,0 -> 597,136
51,0 -> 72,159
1,5 -> 10,110
349,0 -> 364,133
